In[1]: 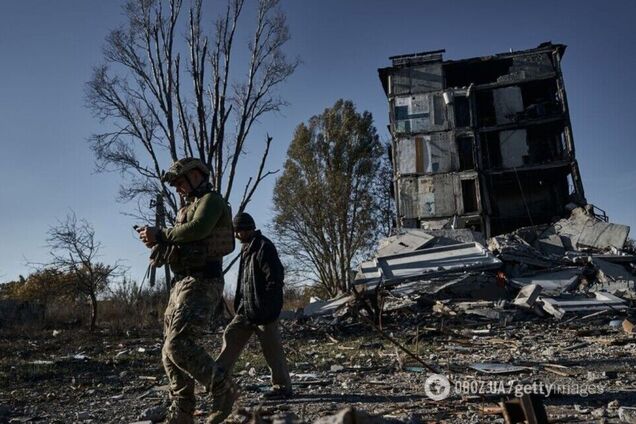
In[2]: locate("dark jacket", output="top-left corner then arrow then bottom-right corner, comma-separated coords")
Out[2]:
234,231 -> 284,325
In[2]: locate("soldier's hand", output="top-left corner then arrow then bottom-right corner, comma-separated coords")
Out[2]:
138,226 -> 159,248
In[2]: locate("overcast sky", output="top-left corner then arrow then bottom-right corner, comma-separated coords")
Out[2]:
1,0 -> 635,288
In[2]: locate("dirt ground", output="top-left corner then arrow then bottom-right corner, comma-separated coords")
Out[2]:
1,309 -> 636,423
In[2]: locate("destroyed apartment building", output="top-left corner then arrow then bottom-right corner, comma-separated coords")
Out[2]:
378,42 -> 586,236
301,42 -> 633,325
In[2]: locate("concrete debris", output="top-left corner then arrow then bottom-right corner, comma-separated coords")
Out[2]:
378,242 -> 500,281
513,284 -> 542,309
137,405 -> 167,422
376,229 -> 434,257
554,206 -> 630,251
302,209 -> 634,323
536,232 -> 567,257
470,362 -> 533,374
482,395 -> 549,422
432,301 -> 456,316
488,234 -> 559,270
539,292 -> 627,320
420,228 -> 486,247
591,258 -> 636,298
455,300 -> 511,320
313,407 -> 387,424
355,242 -> 501,286
379,272 -> 505,300
609,319 -> 623,328
594,258 -> 635,283
302,295 -> 354,318
510,269 -> 580,295
619,406 -> 636,423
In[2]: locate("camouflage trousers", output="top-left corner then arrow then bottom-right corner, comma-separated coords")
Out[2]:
162,275 -> 224,414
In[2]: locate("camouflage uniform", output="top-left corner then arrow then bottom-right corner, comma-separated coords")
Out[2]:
162,274 -> 224,415
154,159 -> 236,422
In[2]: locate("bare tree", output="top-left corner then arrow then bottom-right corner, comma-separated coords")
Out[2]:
85,0 -> 298,222
47,213 -> 119,331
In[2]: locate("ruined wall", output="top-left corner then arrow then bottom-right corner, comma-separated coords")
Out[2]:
380,43 -> 585,236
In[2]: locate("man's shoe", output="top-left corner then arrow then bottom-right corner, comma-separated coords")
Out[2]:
206,379 -> 239,424
260,387 -> 293,400
163,403 -> 194,424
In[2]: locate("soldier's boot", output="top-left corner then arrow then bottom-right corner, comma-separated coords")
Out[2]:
206,375 -> 239,424
163,403 -> 194,424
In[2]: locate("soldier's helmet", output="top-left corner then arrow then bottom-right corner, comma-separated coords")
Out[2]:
162,158 -> 210,184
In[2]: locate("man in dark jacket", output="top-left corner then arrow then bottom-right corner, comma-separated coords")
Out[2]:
214,212 -> 292,401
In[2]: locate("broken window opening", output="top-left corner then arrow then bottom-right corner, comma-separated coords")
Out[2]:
566,173 -> 575,197
482,125 -> 567,170
526,124 -> 566,164
461,179 -> 479,213
482,132 -> 502,169
433,94 -> 446,126
488,170 -> 569,234
463,217 -> 483,233
476,91 -> 496,127
444,58 -> 513,87
414,136 -> 425,173
454,96 -> 471,127
519,79 -> 560,119
456,136 -> 475,171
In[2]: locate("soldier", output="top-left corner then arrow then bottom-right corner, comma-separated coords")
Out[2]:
136,158 -> 237,424
216,212 -> 292,401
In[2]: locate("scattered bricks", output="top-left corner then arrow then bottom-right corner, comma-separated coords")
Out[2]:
513,284 -> 542,308
619,407 -> 636,423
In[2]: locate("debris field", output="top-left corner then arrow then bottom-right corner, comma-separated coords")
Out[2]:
2,204 -> 636,423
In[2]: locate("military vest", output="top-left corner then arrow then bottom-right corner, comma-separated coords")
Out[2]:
169,191 -> 235,273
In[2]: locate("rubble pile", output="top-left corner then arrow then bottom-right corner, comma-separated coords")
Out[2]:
1,206 -> 635,423
301,205 -> 635,325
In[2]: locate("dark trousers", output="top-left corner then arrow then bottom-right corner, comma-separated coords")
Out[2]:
216,314 -> 292,391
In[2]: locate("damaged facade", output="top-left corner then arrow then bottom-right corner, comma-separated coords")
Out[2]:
378,42 -> 586,236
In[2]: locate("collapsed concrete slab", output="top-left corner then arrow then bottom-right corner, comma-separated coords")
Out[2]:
355,242 -> 501,287
488,235 -> 558,270
389,272 -> 506,300
376,229 -> 435,257
316,217 -> 633,323
553,207 -> 630,251
538,292 -> 627,320
510,268 -> 581,296
513,284 -> 542,309
303,294 -> 354,318
593,258 -> 635,284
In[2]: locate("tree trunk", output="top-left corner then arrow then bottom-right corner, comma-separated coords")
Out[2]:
89,292 -> 98,332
